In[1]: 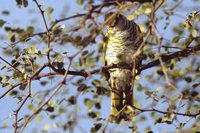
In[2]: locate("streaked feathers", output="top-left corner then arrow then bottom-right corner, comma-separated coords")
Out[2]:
104,13 -> 143,122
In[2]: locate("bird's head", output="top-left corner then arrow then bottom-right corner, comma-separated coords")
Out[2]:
104,12 -> 128,32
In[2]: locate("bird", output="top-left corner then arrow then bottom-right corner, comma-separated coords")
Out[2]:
104,12 -> 143,123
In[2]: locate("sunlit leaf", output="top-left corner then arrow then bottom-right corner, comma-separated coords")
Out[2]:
136,84 -> 143,91
92,79 -> 101,87
46,7 -> 54,20
191,29 -> 197,37
27,103 -> 34,111
18,32 -> 28,41
0,19 -> 6,27
84,98 -> 94,109
172,36 -> 180,43
76,0 -> 84,5
43,124 -> 51,132
37,114 -> 43,121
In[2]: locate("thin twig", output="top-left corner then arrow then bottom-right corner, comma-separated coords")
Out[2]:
0,56 -> 22,73
0,83 -> 23,99
13,79 -> 31,133
134,106 -> 200,117
45,44 -> 200,78
30,64 -> 47,79
19,58 -> 73,132
33,0 -> 51,62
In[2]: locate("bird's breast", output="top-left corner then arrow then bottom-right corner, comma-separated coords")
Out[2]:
105,42 -> 134,65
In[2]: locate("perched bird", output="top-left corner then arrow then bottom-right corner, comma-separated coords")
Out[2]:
104,13 -> 143,122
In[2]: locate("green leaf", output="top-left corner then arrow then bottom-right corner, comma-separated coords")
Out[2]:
45,106 -> 54,112
192,83 -> 200,88
91,79 -> 101,87
88,23 -> 93,28
50,114 -> 57,119
191,91 -> 198,97
19,83 -> 27,90
3,121 -> 8,128
94,123 -> 102,131
18,32 -> 28,41
9,90 -> 18,96
2,10 -> 10,15
88,112 -> 97,118
76,0 -> 84,5
22,0 -> 28,7
27,45 -> 38,54
77,84 -> 87,92
171,69 -> 184,77
136,84 -> 143,91
191,29 -> 197,37
157,69 -> 164,75
184,76 -> 192,83
155,118 -> 162,124
86,56 -> 96,67
91,123 -> 102,132
27,103 -> 34,111
68,96 -> 76,105
81,50 -> 88,56
27,26 -> 34,35
172,36 -> 180,43
7,32 -> 15,42
0,19 -> 6,27
46,7 -> 54,20
88,0 -> 94,4
0,76 -> 2,82
2,83 -> 10,87
16,0 -> 28,8
37,114 -> 43,121
145,91 -> 153,96
43,124 -> 50,132
84,98 -> 94,109
40,81 -> 48,86
1,66 -> 6,70
95,102 -> 101,109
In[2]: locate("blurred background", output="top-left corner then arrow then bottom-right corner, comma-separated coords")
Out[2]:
0,0 -> 200,132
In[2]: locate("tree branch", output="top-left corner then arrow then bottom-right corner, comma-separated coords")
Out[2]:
33,0 -> 51,62
104,0 -> 152,3
0,83 -> 23,99
2,44 -> 198,100
134,106 -> 200,117
139,44 -> 200,72
13,80 -> 31,133
47,44 -> 200,77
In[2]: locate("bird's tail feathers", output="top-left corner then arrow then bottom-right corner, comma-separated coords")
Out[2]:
110,79 -> 135,123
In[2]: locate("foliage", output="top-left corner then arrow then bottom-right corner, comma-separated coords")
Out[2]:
0,0 -> 200,132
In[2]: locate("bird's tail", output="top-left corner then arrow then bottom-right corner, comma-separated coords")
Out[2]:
110,79 -> 135,123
